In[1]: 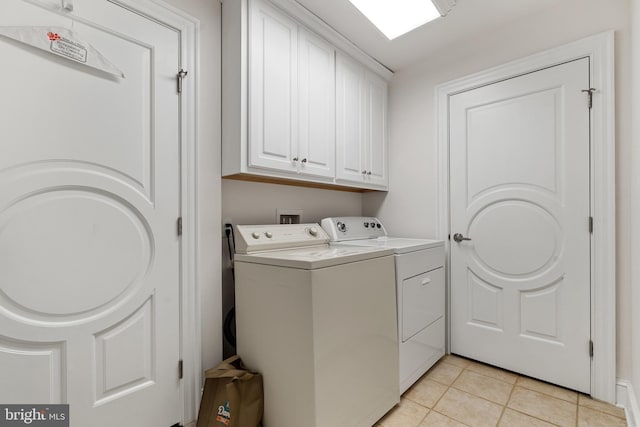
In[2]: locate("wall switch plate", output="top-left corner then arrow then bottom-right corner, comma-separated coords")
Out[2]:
276,209 -> 302,224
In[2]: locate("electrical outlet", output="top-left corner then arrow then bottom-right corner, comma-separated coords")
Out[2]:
276,209 -> 302,224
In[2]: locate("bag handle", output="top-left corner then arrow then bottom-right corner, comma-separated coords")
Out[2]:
203,355 -> 260,380
204,368 -> 248,379
209,355 -> 243,372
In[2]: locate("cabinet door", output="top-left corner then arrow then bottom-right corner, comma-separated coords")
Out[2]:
249,0 -> 298,172
335,53 -> 365,183
364,71 -> 388,188
298,28 -> 335,178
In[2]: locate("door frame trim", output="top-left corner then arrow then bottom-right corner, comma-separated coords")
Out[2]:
435,31 -> 615,402
104,0 -> 201,423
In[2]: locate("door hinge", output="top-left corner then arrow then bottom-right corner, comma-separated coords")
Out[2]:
589,340 -> 594,358
582,88 -> 596,109
177,217 -> 183,236
589,216 -> 593,234
177,69 -> 188,94
178,359 -> 183,379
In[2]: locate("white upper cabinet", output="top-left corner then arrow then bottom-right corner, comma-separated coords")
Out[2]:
365,71 -> 388,187
222,0 -> 390,190
249,0 -> 298,173
336,53 -> 388,188
297,28 -> 336,179
336,53 -> 365,183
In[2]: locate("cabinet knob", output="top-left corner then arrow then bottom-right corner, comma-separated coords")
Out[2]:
367,171 -> 372,175
293,157 -> 299,162
361,170 -> 367,175
301,158 -> 307,163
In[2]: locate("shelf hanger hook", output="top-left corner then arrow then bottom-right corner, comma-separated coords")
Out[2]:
62,0 -> 74,12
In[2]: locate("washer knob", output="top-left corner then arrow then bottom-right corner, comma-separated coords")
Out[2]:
251,232 -> 260,239
265,231 -> 273,238
364,222 -> 369,228
337,222 -> 347,232
308,227 -> 319,237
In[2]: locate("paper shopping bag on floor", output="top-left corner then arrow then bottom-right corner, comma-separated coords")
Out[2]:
196,355 -> 263,427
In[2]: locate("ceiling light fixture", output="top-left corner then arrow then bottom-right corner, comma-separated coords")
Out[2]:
348,0 -> 456,40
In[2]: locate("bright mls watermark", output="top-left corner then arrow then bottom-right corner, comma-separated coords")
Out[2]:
0,405 -> 68,426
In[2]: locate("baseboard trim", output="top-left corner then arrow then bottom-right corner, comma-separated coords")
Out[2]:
617,379 -> 640,427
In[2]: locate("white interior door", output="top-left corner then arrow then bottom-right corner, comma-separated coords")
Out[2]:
449,58 -> 591,393
0,1 -> 182,425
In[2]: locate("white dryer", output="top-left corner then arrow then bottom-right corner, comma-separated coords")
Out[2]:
234,223 -> 399,427
321,217 -> 445,394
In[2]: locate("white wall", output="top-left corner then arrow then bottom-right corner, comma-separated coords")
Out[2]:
363,0 -> 633,382
222,179 -> 362,225
631,0 -> 640,415
161,0 -> 222,372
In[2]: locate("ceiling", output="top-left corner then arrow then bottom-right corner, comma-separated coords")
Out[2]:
294,0 -> 559,71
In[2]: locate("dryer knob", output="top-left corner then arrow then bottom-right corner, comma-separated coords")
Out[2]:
337,222 -> 347,232
308,227 -> 319,237
265,231 -> 273,238
251,232 -> 260,239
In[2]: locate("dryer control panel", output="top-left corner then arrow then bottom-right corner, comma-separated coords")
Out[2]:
321,217 -> 387,241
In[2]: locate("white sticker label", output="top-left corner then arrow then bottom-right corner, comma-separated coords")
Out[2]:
50,36 -> 87,63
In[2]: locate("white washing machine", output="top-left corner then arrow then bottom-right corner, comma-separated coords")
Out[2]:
321,217 -> 445,394
233,223 -> 399,427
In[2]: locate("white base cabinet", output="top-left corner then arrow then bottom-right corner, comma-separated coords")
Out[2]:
222,0 -> 390,191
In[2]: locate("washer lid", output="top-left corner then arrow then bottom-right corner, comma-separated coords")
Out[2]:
333,237 -> 444,254
234,244 -> 394,269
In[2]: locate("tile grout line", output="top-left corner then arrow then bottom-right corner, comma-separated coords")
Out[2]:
419,358 -> 470,426
439,362 -> 472,427
494,373 -> 519,427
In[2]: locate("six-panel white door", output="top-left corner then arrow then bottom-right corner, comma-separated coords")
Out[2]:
449,58 -> 591,392
0,1 -> 182,425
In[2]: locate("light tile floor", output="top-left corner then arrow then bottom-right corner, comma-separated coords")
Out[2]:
375,355 -> 627,427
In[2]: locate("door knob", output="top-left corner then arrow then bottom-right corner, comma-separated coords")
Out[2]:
453,233 -> 471,243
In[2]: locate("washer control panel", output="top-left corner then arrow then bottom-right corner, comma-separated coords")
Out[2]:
235,223 -> 329,253
321,217 -> 387,241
